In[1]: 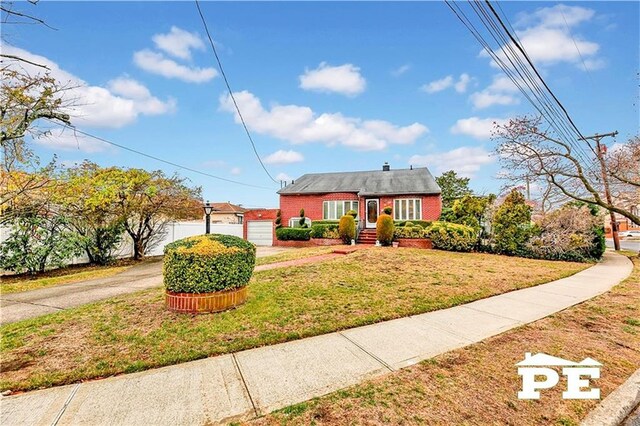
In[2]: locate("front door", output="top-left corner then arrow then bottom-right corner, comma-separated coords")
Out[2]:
365,199 -> 379,228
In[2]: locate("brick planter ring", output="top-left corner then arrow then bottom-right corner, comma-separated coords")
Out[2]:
166,286 -> 248,313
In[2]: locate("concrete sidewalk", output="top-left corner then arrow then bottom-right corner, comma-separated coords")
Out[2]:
0,247 -> 294,325
1,252 -> 632,425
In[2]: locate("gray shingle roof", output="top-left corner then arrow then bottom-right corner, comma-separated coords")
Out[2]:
277,167 -> 441,196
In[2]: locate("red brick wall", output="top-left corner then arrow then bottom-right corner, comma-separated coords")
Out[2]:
279,193 -> 358,226
279,193 -> 441,226
243,209 -> 278,241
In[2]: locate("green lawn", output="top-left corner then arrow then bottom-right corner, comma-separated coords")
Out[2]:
255,246 -> 339,266
0,248 -> 588,392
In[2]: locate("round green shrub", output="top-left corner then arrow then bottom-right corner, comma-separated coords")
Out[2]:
346,209 -> 358,218
163,234 -> 256,293
338,215 -> 356,244
383,206 -> 393,215
376,214 -> 394,246
426,221 -> 476,252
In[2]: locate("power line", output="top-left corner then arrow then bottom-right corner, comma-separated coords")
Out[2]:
46,120 -> 277,191
446,0 -> 598,175
194,0 -> 278,184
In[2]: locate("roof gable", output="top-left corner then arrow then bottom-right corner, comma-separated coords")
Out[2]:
278,167 -> 441,196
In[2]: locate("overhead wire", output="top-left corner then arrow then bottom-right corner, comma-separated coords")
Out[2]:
45,120 -> 277,191
194,0 -> 279,184
445,0 -> 599,178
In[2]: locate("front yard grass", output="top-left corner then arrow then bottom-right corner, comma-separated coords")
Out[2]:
0,248 -> 588,392
254,253 -> 640,426
255,246 -> 339,266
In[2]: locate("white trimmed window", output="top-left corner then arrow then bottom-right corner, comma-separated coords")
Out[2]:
394,199 -> 422,221
323,200 -> 359,220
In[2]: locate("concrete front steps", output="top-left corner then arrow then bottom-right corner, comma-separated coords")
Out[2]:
357,229 -> 377,245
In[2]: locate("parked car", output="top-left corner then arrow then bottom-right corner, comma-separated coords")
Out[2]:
620,230 -> 640,237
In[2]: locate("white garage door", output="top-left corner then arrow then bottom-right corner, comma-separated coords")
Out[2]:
247,221 -> 273,246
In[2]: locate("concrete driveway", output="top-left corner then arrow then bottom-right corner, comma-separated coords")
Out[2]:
0,247 -> 293,325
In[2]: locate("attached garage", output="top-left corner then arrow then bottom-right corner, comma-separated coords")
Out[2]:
246,220 -> 273,246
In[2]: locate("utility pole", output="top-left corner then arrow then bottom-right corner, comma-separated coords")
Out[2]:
580,131 -> 620,251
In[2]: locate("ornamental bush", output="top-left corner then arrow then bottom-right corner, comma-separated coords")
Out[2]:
311,224 -> 340,239
394,220 -> 432,228
394,224 -> 429,239
492,190 -> 533,255
426,221 -> 476,252
163,234 -> 256,294
275,227 -> 312,241
275,209 -> 282,229
376,214 -> 394,246
383,206 -> 393,215
338,215 -> 356,244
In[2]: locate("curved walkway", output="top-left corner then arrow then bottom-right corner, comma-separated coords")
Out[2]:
1,252 -> 633,426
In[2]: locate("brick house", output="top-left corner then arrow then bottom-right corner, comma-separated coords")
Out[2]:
278,163 -> 442,230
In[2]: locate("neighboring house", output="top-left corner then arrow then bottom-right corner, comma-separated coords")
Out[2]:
278,163 -> 442,229
208,202 -> 247,224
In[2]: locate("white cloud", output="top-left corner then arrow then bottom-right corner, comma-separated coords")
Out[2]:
3,46 -> 175,132
484,4 -> 602,71
454,73 -> 472,93
450,116 -> 508,140
409,146 -> 494,178
422,74 -> 472,94
230,167 -> 241,175
263,149 -> 305,165
107,77 -> 176,115
421,75 -> 453,93
133,49 -> 217,83
469,75 -> 520,109
515,4 -> 595,29
469,91 -> 519,109
391,64 -> 411,76
299,62 -> 366,96
152,26 -> 205,60
276,172 -> 293,182
219,90 -> 428,152
35,128 -> 110,152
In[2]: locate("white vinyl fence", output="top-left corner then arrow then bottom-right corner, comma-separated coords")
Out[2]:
0,221 -> 243,269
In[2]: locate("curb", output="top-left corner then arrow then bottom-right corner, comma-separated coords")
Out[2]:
581,368 -> 640,426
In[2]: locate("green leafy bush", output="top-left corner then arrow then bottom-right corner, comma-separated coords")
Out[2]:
0,212 -> 82,274
275,227 -> 312,241
163,234 -> 256,293
383,206 -> 393,215
310,220 -> 340,226
492,190 -> 532,255
338,215 -> 356,244
376,214 -> 394,246
394,224 -> 429,239
346,209 -> 358,218
310,224 -> 340,239
427,221 -> 476,252
394,220 -> 432,228
275,209 -> 282,229
298,208 -> 306,227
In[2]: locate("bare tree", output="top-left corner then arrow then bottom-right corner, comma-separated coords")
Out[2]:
495,116 -> 640,226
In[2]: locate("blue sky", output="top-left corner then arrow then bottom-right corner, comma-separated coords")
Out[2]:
6,1 -> 639,207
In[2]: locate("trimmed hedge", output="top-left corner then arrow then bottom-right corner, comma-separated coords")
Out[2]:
394,224 -> 429,239
310,224 -> 339,239
338,215 -> 356,244
276,227 -> 312,241
394,220 -> 433,229
426,221 -> 476,252
376,214 -> 394,246
163,234 -> 256,293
